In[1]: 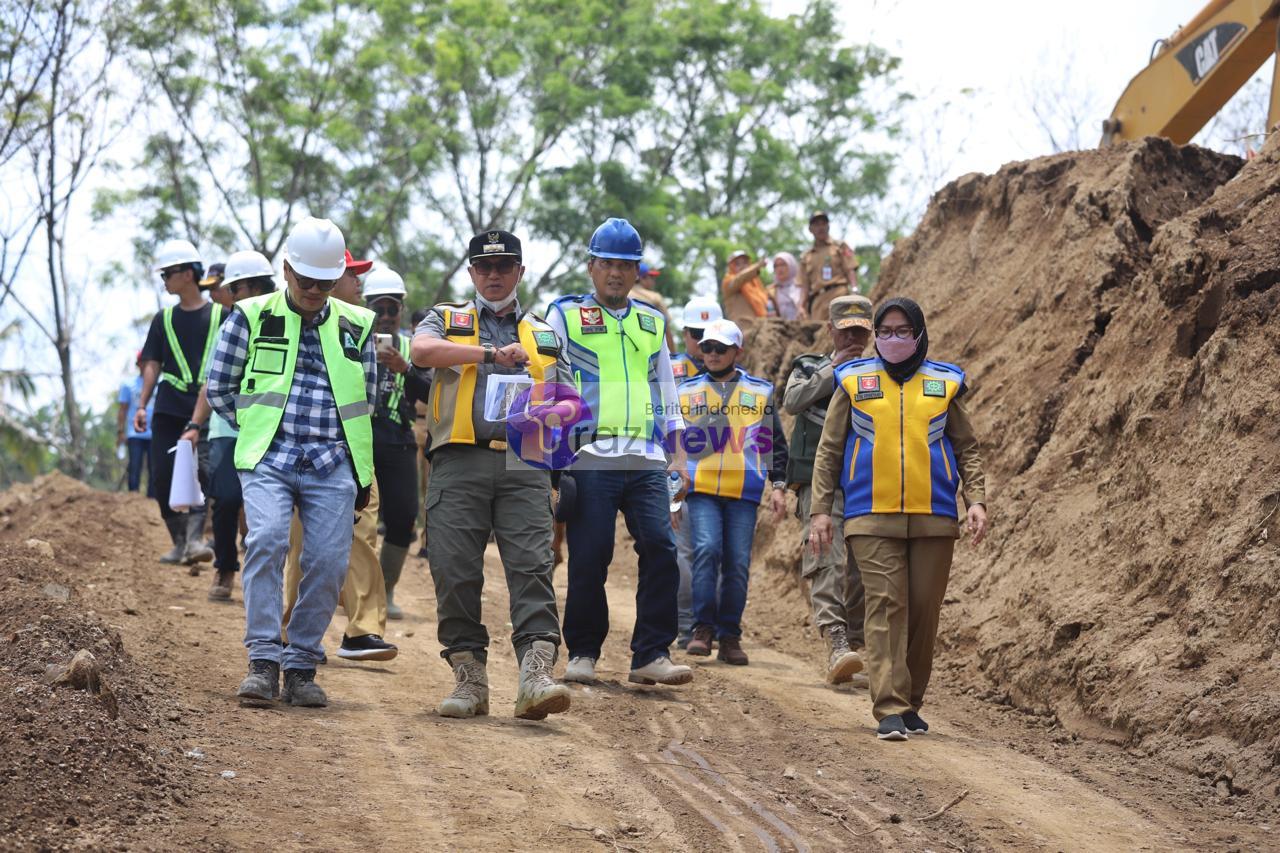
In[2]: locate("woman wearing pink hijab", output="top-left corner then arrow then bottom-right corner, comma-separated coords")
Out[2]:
770,253 -> 806,321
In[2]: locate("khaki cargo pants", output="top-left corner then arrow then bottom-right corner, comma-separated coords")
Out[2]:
797,485 -> 864,645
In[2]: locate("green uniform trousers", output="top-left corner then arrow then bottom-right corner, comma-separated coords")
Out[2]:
847,534 -> 954,720
798,485 -> 864,645
425,444 -> 560,664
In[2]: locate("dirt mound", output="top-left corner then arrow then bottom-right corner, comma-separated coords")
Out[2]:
0,474 -> 208,849
858,136 -> 1280,805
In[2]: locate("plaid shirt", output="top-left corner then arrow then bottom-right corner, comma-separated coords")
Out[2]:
206,301 -> 377,476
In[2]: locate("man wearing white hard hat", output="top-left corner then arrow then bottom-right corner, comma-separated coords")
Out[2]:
677,318 -> 788,666
206,217 -> 378,708
135,238 -> 220,569
181,250 -> 277,601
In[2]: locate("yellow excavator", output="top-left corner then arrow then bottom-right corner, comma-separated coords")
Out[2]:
1101,0 -> 1280,146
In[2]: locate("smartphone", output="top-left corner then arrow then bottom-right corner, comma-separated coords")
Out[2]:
375,333 -> 393,353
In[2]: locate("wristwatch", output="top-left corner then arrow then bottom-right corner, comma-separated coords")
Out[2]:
482,344 -> 496,364
184,421 -> 203,433
771,481 -> 786,491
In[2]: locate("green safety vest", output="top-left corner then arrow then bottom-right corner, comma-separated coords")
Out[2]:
382,335 -> 414,427
159,303 -> 224,392
232,290 -> 375,487
555,295 -> 666,443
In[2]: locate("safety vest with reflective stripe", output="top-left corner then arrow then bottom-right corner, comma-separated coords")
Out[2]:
232,291 -> 374,487
552,294 -> 665,445
159,303 -> 223,392
425,303 -> 560,450
679,367 -> 775,503
381,335 -> 414,427
834,356 -> 965,520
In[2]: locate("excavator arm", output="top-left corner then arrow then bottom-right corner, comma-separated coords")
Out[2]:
1101,0 -> 1280,146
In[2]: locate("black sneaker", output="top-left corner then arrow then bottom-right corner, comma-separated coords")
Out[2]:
902,711 -> 929,735
237,659 -> 279,706
338,634 -> 399,662
282,668 -> 327,707
876,714 -> 909,741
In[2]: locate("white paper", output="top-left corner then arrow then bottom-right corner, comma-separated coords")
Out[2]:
483,374 -> 533,422
168,438 -> 204,511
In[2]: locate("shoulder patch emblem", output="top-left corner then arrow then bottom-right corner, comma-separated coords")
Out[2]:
858,375 -> 880,393
690,392 -> 707,410
579,306 -> 606,333
672,361 -> 687,378
637,313 -> 657,334
446,310 -> 475,336
740,391 -> 756,409
922,379 -> 947,397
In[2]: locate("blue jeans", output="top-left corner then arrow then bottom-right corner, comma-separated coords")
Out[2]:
563,467 -> 679,669
239,462 -> 356,669
126,437 -> 151,495
673,502 -> 694,639
687,493 -> 758,639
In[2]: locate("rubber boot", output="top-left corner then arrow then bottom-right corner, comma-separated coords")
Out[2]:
438,651 -> 489,718
182,510 -> 214,572
159,516 -> 187,564
514,640 -> 571,720
381,542 -> 409,620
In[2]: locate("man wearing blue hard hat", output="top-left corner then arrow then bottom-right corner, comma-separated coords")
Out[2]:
547,218 -> 694,688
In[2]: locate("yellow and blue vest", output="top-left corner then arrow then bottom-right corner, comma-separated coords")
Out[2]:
551,294 -> 666,446
834,356 -> 965,520
671,352 -> 703,382
678,367 -> 775,504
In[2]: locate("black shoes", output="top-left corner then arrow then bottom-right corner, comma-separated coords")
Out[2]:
337,633 -> 399,662
902,710 -> 929,734
282,668 -> 327,707
877,714 -> 909,741
237,659 -> 279,706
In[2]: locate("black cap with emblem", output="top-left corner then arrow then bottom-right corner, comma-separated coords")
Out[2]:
468,230 -> 522,262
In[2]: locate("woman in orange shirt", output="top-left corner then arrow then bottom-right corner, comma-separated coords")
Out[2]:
720,249 -> 770,323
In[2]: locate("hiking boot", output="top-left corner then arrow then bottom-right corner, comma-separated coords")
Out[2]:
236,659 -> 279,706
160,517 -> 187,565
629,656 -> 693,686
717,636 -> 749,666
282,668 -> 327,707
208,570 -> 234,601
438,652 -> 489,717
182,511 -> 214,569
514,640 -> 571,720
902,710 -> 929,735
685,625 -> 714,657
337,634 -> 398,662
825,626 -> 863,684
562,656 -> 597,684
876,714 -> 909,741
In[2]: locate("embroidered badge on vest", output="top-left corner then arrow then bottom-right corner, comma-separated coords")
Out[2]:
740,391 -> 756,409
638,313 -> 657,334
855,374 -> 883,401
533,329 -> 559,355
690,392 -> 707,411
922,379 -> 946,397
579,306 -> 606,333
446,311 -> 475,336
672,361 -> 687,378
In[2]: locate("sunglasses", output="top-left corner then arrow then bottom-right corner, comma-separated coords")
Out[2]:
698,341 -> 732,355
369,300 -> 402,317
292,272 -> 338,292
227,281 -> 247,296
471,258 -> 518,275
688,327 -> 705,341
159,266 -> 189,281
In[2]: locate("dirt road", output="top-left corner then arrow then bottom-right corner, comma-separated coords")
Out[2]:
3,480 -> 1271,851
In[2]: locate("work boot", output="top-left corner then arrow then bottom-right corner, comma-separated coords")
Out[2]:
628,656 -> 694,686
514,640 -> 571,720
685,625 -> 714,657
717,636 -> 749,666
208,569 -> 234,601
825,626 -> 863,685
562,656 -> 597,684
381,542 -> 409,620
159,517 -> 187,564
438,651 -> 489,718
182,511 -> 214,570
236,659 -> 279,706
282,668 -> 327,707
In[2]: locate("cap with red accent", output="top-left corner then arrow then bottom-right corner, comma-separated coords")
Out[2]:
638,262 -> 660,277
701,318 -> 743,348
681,295 -> 723,330
344,249 -> 372,276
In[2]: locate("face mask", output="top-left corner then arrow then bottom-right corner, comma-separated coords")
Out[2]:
475,290 -> 517,313
877,334 -> 919,364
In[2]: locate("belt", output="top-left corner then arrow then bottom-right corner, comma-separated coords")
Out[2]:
478,439 -> 508,451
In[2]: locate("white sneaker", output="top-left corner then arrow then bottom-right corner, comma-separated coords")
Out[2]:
628,656 -> 693,686
562,656 -> 597,684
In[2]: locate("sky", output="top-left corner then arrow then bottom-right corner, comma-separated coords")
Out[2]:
0,0 -> 1256,420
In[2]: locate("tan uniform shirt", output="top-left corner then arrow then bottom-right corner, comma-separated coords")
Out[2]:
810,383 -> 987,539
799,237 -> 858,311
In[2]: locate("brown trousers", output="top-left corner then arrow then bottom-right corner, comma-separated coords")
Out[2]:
847,535 -> 954,720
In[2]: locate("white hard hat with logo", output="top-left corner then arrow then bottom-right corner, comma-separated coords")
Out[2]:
682,295 -> 723,330
152,239 -> 202,272
284,217 -> 347,280
221,250 -> 275,286
362,266 -> 407,299
700,318 -> 743,348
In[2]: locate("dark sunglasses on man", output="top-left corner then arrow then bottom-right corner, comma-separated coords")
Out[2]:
698,341 -> 732,355
688,327 -> 705,341
370,299 -> 402,317
471,258 -> 518,275
293,272 -> 339,292
159,266 -> 190,281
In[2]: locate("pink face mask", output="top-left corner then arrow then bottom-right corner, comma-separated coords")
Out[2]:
877,335 -> 919,364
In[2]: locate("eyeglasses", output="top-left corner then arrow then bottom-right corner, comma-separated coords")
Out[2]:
471,259 -> 518,275
159,266 -> 188,281
698,341 -> 732,355
688,327 -> 705,341
875,325 -> 915,340
369,300 -> 401,317
292,272 -> 338,292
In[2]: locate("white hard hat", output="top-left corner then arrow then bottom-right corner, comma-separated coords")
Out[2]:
222,250 -> 275,286
701,318 -> 743,349
682,295 -> 723,329
362,266 -> 406,299
153,238 -> 202,272
284,217 -> 347,280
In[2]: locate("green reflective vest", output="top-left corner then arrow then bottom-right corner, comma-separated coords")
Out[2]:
232,291 -> 375,487
382,335 -> 414,427
159,303 -> 223,392
554,295 -> 665,443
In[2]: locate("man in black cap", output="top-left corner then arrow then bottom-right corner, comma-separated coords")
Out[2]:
409,229 -> 574,721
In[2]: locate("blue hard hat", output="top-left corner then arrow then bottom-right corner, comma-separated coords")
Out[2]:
588,218 -> 643,261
